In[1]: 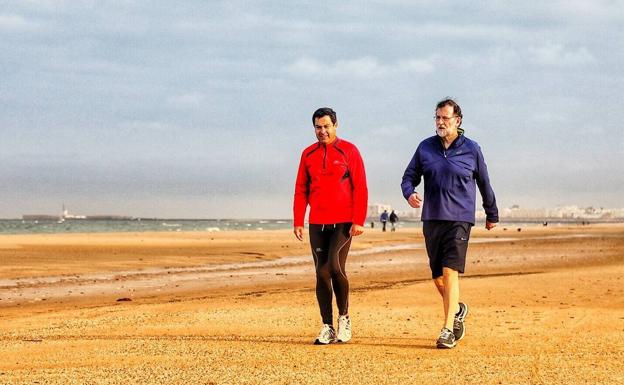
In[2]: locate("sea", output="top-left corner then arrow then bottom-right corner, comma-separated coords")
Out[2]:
0,218 -> 615,235
0,219 -> 297,234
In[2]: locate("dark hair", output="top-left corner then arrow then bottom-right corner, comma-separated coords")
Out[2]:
436,98 -> 463,120
312,107 -> 337,125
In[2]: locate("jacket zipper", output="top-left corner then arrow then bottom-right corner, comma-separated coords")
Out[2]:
323,145 -> 327,169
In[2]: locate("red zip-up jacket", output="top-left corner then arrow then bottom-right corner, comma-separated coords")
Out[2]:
293,138 -> 368,227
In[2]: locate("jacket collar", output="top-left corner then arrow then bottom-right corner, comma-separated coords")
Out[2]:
438,133 -> 464,150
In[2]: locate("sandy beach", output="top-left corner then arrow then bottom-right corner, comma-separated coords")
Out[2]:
1,223 -> 623,384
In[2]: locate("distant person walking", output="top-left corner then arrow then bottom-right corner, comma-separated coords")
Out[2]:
389,210 -> 399,232
380,210 -> 389,232
401,98 -> 498,349
293,107 -> 368,345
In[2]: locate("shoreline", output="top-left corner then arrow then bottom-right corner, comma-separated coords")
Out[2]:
1,224 -> 622,310
1,218 -> 622,236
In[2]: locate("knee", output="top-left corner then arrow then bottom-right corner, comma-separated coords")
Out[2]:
316,265 -> 331,281
327,260 -> 346,278
442,267 -> 459,282
329,266 -> 345,278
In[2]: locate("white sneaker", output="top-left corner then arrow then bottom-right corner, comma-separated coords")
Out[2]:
314,324 -> 336,345
336,315 -> 352,343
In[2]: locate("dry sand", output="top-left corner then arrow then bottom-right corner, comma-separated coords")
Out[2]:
0,224 -> 623,384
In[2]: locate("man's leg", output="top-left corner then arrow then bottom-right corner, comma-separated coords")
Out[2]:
309,225 -> 336,344
328,224 -> 352,317
432,268 -> 460,348
433,269 -> 460,330
328,223 -> 353,343
425,221 -> 457,348
441,267 -> 459,330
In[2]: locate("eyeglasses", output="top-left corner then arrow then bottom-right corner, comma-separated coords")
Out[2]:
434,115 -> 458,122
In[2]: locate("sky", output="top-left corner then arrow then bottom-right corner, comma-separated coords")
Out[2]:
1,1 -> 623,219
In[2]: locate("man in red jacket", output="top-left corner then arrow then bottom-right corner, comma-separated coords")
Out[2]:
293,107 -> 368,345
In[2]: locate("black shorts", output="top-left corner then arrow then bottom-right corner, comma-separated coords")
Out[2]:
422,220 -> 472,279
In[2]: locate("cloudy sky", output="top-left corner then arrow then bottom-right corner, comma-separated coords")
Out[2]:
1,1 -> 623,218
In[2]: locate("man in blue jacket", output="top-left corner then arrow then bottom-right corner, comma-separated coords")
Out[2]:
401,98 -> 498,349
380,210 -> 389,232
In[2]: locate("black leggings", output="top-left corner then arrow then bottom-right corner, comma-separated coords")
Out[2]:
309,223 -> 352,325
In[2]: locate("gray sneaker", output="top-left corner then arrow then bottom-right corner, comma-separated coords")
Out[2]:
436,327 -> 456,348
314,324 -> 336,345
453,302 -> 469,341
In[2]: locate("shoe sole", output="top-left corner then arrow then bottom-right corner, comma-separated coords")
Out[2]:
314,339 -> 334,345
336,337 -> 351,343
436,341 -> 456,349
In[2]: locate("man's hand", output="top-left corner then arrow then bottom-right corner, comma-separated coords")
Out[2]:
408,192 -> 423,208
294,226 -> 304,241
485,221 -> 497,230
350,224 -> 364,237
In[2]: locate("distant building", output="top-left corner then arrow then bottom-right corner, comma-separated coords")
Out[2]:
497,205 -> 624,220
367,203 -> 392,218
398,207 -> 422,219
500,206 -> 550,219
611,208 -> 624,218
61,204 -> 86,219
22,205 -> 133,221
366,203 -> 422,220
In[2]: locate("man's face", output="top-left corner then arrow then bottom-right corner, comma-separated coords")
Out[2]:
435,105 -> 461,139
314,115 -> 337,144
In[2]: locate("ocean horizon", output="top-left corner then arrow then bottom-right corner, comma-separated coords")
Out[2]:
0,218 -> 620,235
0,218 -> 295,235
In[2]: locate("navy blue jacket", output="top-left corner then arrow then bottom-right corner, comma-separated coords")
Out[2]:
401,134 -> 498,225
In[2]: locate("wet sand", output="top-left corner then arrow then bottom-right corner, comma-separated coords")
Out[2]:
1,224 -> 623,384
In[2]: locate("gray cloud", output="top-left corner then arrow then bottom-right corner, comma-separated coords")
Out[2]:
527,44 -> 596,66
287,56 -> 434,78
1,1 -> 623,218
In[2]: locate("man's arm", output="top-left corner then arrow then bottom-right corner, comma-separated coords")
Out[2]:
474,145 -> 499,227
349,146 -> 368,234
401,148 -> 423,201
293,152 -> 309,239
